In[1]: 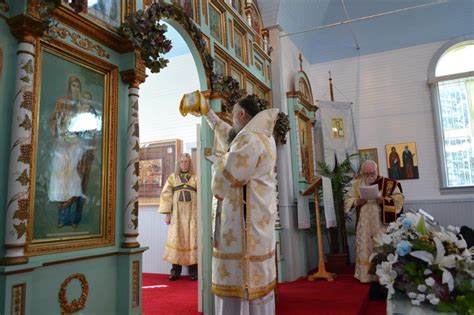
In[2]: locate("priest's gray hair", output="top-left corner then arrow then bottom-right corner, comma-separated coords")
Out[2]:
361,159 -> 378,172
176,152 -> 193,174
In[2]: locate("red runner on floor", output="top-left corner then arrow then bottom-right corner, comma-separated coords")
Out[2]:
142,272 -> 386,315
142,273 -> 199,315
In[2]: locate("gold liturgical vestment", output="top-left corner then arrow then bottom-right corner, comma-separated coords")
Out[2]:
207,109 -> 279,300
344,176 -> 404,282
159,173 -> 197,266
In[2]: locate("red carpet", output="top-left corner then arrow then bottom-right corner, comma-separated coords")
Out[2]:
142,271 -> 386,315
142,273 -> 199,315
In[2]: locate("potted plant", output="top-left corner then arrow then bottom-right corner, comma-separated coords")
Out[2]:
316,154 -> 357,273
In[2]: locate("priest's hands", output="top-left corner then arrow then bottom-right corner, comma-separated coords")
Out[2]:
356,198 -> 367,207
165,214 -> 171,225
376,196 -> 384,204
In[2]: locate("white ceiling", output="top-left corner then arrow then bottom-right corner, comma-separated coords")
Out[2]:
257,0 -> 474,63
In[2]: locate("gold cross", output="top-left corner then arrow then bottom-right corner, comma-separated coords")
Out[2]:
257,215 -> 270,229
250,238 -> 261,252
218,264 -> 230,279
235,153 -> 249,169
228,195 -> 241,212
254,182 -> 267,195
235,135 -> 250,150
252,270 -> 263,284
223,229 -> 237,247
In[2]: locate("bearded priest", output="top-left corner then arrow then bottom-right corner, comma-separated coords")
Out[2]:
204,95 -> 279,315
344,160 -> 404,283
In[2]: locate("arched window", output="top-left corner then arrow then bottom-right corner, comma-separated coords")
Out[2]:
429,37 -> 474,189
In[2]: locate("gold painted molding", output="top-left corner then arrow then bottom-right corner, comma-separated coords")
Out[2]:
25,39 -> 117,256
53,5 -> 133,53
49,26 -> 111,59
286,91 -> 318,112
121,69 -> 147,88
132,261 -> 140,308
11,283 -> 26,315
7,14 -> 45,43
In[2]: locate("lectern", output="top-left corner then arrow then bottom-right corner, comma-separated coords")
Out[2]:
301,177 -> 335,282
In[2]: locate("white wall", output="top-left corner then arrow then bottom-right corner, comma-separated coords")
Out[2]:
139,53 -> 201,150
138,52 -> 201,274
309,41 -> 474,226
271,29 -> 321,281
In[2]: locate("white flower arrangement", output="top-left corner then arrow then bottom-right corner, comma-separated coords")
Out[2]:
370,210 -> 474,313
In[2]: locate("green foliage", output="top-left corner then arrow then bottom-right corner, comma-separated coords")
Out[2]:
121,0 -> 213,73
436,291 -> 474,315
404,262 -> 426,284
34,0 -> 61,30
317,154 -> 356,254
210,73 -> 243,112
210,75 -> 290,145
410,238 -> 436,253
415,215 -> 428,235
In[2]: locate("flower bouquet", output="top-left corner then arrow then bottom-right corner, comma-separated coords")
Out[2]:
370,210 -> 474,314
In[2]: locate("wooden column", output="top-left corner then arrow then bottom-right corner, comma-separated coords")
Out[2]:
120,66 -> 146,248
2,15 -> 44,265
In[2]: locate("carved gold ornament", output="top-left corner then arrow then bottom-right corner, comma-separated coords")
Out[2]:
58,273 -> 89,314
49,26 -> 111,59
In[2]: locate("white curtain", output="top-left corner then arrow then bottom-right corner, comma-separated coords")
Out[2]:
317,101 -> 359,171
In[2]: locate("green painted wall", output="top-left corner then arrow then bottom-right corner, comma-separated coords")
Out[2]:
0,0 -> 271,314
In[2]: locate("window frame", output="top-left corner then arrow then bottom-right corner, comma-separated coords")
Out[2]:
428,35 -> 474,193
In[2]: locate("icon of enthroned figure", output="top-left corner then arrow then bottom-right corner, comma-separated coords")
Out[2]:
48,75 -> 100,228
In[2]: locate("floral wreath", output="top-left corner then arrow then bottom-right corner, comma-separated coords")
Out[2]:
58,273 -> 89,313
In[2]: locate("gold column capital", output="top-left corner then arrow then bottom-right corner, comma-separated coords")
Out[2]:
7,14 -> 45,44
120,69 -> 147,89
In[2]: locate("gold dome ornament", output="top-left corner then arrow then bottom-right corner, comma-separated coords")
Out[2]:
179,90 -> 209,117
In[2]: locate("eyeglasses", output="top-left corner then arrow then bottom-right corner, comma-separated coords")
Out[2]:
362,171 -> 377,176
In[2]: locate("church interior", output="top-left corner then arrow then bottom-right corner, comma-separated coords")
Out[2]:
0,0 -> 473,314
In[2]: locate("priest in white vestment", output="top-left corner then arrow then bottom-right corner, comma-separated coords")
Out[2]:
205,96 -> 279,315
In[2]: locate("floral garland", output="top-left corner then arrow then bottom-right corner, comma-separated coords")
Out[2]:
58,273 -> 89,313
121,0 -> 213,74
211,74 -> 290,145
33,0 -> 61,29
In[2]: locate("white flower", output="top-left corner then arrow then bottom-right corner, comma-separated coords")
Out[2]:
429,297 -> 440,305
455,238 -> 467,249
426,294 -> 435,300
408,292 -> 417,299
411,299 -> 421,306
442,268 -> 454,292
424,269 -> 433,275
417,284 -> 427,293
417,294 -> 426,301
387,253 -> 399,263
447,225 -> 460,234
462,249 -> 472,259
376,261 -> 397,293
410,237 -> 458,269
425,277 -> 435,286
374,233 -> 392,246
